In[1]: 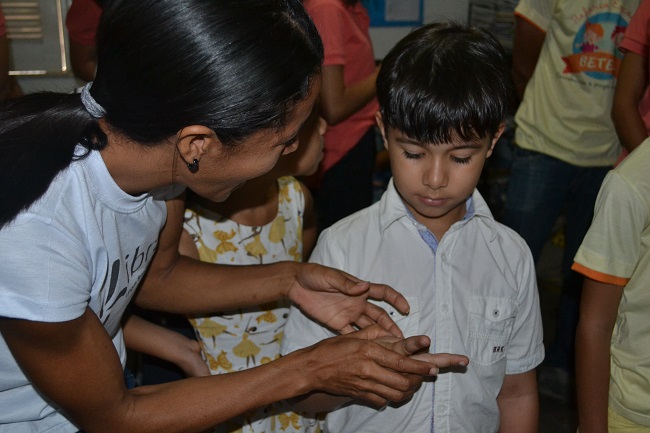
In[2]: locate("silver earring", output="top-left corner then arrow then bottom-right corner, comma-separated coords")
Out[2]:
187,159 -> 199,173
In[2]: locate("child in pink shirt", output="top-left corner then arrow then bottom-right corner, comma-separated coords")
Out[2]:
612,0 -> 650,163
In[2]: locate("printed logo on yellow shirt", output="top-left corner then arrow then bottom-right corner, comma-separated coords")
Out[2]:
562,12 -> 628,79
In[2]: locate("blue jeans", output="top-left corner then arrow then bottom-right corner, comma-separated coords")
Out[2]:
502,146 -> 611,370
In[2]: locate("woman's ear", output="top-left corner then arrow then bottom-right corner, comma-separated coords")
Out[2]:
176,125 -> 217,167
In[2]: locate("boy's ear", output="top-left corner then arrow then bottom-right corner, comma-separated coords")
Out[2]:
175,125 -> 217,166
375,112 -> 389,150
486,122 -> 506,158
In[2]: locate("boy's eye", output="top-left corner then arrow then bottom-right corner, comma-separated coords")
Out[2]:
451,155 -> 472,165
403,150 -> 423,160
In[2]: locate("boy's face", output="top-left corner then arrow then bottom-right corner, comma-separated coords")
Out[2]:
376,112 -> 504,238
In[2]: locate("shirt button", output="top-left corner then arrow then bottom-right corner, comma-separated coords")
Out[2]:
441,253 -> 447,262
440,303 -> 449,313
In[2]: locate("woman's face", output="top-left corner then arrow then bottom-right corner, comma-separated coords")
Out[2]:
188,78 -> 321,202
272,105 -> 326,178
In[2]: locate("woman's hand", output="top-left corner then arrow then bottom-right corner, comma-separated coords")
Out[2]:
294,325 -> 468,408
288,263 -> 409,337
372,333 -> 469,376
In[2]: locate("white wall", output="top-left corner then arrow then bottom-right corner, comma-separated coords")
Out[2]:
369,0 -> 469,59
16,0 -> 470,93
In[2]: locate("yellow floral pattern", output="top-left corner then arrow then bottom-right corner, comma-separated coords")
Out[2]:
184,177 -> 320,433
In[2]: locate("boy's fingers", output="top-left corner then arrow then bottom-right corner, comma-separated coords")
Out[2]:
412,353 -> 469,371
397,335 -> 432,356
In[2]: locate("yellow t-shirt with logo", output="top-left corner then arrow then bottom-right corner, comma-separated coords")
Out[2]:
515,0 -> 640,167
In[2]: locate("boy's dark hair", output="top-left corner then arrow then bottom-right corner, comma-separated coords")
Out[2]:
376,21 -> 514,144
0,0 -> 323,228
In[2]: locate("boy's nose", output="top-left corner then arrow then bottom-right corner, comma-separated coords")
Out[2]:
423,159 -> 448,190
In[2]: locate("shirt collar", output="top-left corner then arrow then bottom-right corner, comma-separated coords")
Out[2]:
378,178 -> 498,241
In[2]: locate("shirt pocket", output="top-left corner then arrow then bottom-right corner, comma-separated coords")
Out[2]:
466,296 -> 516,366
372,296 -> 420,337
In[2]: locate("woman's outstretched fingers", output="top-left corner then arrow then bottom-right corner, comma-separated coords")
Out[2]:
337,269 -> 410,315
348,309 -> 403,338
361,303 -> 405,338
344,323 -> 392,340
365,282 -> 410,315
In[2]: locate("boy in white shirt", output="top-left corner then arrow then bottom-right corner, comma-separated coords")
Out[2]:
281,22 -> 544,433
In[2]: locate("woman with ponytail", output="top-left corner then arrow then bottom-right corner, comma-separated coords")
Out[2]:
0,1 -> 466,432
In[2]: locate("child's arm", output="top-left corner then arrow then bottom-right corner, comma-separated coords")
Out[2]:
319,64 -> 379,126
512,15 -> 545,102
123,314 -> 210,378
300,182 -> 318,261
178,228 -> 200,260
496,370 -> 538,433
575,277 -> 624,433
612,51 -> 648,153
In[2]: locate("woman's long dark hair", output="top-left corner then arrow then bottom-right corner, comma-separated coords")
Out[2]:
0,0 -> 323,228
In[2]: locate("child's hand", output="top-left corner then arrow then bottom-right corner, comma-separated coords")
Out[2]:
176,337 -> 210,377
296,325 -> 468,408
371,332 -> 469,376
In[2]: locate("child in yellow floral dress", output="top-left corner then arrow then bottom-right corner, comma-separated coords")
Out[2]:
179,107 -> 327,433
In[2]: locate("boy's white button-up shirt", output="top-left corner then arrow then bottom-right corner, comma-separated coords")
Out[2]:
281,179 -> 544,433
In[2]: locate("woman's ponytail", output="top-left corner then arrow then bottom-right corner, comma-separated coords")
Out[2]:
0,92 -> 107,228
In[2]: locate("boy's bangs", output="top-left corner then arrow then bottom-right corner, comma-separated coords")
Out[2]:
383,74 -> 507,144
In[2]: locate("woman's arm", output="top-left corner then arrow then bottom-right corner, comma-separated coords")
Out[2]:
319,63 -> 379,126
575,277 -> 624,433
612,51 -> 649,153
496,370 -> 538,433
0,311 -> 464,433
136,196 -> 409,337
178,227 -> 200,259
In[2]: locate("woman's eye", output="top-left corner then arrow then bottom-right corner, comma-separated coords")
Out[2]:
284,137 -> 298,148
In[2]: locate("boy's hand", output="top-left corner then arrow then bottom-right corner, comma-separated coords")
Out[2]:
372,332 -> 469,375
298,325 -> 468,407
288,263 -> 409,337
